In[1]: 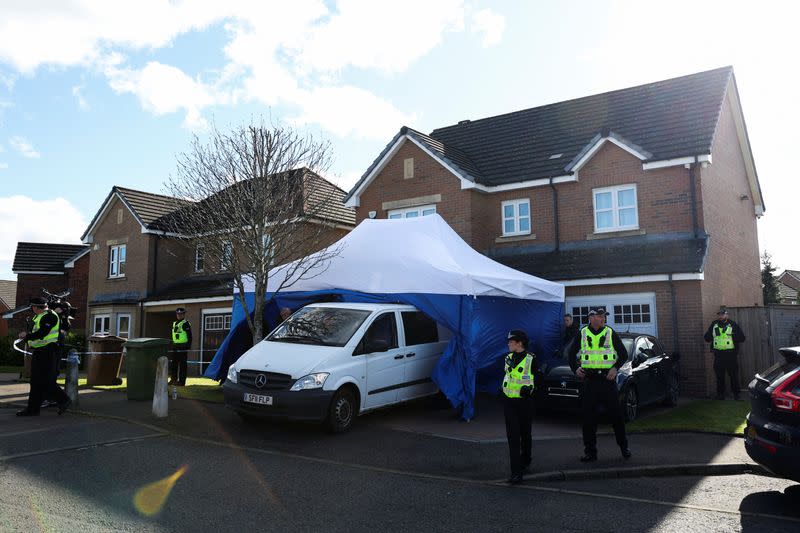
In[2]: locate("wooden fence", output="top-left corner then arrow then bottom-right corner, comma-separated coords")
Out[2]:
727,305 -> 800,386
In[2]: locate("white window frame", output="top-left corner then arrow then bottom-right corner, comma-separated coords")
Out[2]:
501,199 -> 531,237
221,240 -> 233,271
387,204 -> 437,219
109,244 -> 126,278
93,314 -> 110,334
116,313 -> 131,338
592,184 -> 639,233
194,244 -> 205,273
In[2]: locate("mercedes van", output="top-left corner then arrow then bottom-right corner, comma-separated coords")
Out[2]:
223,302 -> 451,432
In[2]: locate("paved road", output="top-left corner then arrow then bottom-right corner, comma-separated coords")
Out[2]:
1,404 -> 798,532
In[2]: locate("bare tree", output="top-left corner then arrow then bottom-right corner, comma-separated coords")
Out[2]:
162,119 -> 346,344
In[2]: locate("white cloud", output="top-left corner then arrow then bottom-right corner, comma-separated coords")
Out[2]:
0,196 -> 87,279
8,136 -> 40,158
0,1 -> 491,139
471,9 -> 505,47
289,85 -> 416,139
294,0 -> 464,74
105,61 -> 217,130
0,162 -> 7,169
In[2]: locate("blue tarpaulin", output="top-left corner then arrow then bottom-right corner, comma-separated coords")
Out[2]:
205,215 -> 564,420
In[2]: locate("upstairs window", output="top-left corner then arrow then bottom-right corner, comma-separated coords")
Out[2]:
109,244 -> 126,278
221,241 -> 233,271
194,244 -> 205,272
388,204 -> 436,219
593,184 -> 638,232
501,199 -> 531,236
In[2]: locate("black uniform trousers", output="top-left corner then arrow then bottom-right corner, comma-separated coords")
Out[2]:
581,376 -> 628,456
503,395 -> 533,475
713,349 -> 740,399
170,343 -> 190,385
27,344 -> 69,413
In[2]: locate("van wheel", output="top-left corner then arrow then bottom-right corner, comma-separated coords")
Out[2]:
326,388 -> 357,433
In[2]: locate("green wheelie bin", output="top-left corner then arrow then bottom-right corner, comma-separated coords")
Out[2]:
124,338 -> 171,401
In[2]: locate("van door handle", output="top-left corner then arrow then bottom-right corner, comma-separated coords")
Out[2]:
405,352 -> 416,358
394,354 -> 405,359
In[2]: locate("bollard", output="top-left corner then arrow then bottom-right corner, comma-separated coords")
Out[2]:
152,356 -> 169,418
65,350 -> 80,408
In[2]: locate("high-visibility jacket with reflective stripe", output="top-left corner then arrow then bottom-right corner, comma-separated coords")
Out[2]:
29,310 -> 60,348
502,351 -> 535,398
578,326 -> 618,369
172,320 -> 189,344
713,324 -> 734,350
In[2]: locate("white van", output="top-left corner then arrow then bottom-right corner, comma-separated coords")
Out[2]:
223,302 -> 451,432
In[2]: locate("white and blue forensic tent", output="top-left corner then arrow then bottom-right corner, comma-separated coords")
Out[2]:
206,214 -> 564,419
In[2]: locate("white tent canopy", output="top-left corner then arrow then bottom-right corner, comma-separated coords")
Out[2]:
248,214 -> 563,303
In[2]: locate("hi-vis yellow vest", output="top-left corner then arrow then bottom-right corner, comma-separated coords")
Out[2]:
502,352 -> 535,398
172,320 -> 189,344
713,324 -> 734,350
29,310 -> 60,348
578,326 -> 618,370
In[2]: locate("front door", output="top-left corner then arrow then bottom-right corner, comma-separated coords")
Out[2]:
202,313 -> 231,375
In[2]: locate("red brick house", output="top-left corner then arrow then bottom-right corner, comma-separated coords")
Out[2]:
3,243 -> 90,335
81,173 -> 355,375
0,280 -> 16,336
344,66 -> 764,397
777,271 -> 800,305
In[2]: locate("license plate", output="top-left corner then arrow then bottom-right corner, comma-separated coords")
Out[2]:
243,393 -> 273,405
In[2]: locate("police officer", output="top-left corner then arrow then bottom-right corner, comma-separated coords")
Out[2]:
703,307 -> 746,400
501,330 -> 537,484
568,306 -> 630,462
170,307 -> 192,386
16,297 -> 70,416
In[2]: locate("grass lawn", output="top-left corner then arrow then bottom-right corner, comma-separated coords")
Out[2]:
628,399 -> 750,435
0,365 -> 23,373
55,376 -> 224,403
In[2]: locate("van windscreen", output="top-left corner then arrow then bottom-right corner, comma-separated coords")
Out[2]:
267,307 -> 371,347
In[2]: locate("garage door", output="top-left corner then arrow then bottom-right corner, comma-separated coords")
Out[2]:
566,293 -> 657,337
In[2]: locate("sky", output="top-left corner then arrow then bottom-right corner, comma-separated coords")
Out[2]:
0,0 -> 798,281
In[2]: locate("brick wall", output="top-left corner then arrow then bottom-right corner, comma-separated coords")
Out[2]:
10,273 -> 69,332
64,253 -> 89,335
86,197 -> 153,331
355,139 -> 697,253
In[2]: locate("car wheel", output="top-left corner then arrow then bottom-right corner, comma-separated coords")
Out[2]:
622,386 -> 638,422
326,387 -> 357,433
663,372 -> 679,407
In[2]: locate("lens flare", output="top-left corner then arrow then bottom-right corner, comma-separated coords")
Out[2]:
134,464 -> 188,517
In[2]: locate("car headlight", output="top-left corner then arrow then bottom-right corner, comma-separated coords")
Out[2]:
227,365 -> 238,384
290,373 -> 329,391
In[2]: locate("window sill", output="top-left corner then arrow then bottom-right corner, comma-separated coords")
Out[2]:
586,229 -> 645,240
495,233 -> 536,243
107,275 -> 127,280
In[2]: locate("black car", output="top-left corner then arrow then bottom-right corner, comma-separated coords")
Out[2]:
537,332 -> 680,421
744,347 -> 800,482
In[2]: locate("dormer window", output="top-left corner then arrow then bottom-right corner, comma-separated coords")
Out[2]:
109,244 -> 126,278
194,244 -> 205,272
501,199 -> 531,236
593,184 -> 638,233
